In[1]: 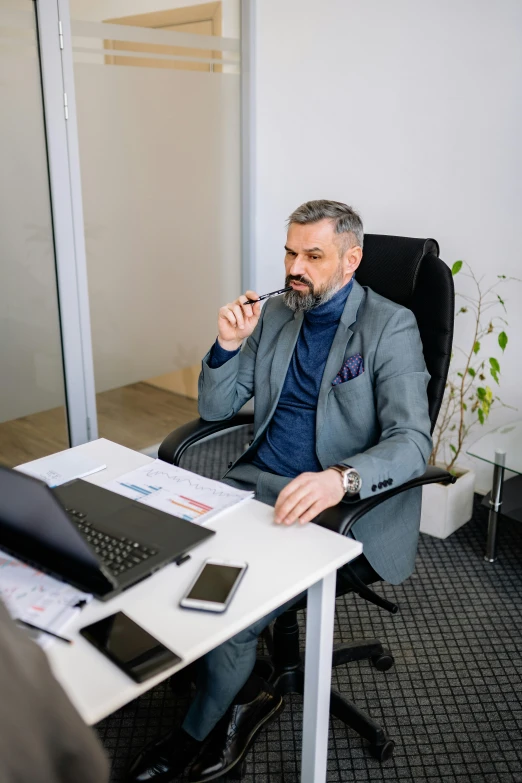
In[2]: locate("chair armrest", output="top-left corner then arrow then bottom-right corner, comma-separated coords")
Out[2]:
158,413 -> 255,466
313,466 -> 456,536
313,466 -> 455,613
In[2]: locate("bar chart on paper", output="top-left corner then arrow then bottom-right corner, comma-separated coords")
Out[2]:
116,481 -> 163,499
116,481 -> 212,522
160,494 -> 212,520
104,460 -> 253,524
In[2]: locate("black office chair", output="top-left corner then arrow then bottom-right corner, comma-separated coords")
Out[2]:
159,234 -> 456,763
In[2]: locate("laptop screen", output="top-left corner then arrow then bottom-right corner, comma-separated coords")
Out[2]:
0,466 -> 99,566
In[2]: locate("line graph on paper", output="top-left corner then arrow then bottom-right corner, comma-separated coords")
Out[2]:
0,550 -> 91,647
104,460 -> 254,524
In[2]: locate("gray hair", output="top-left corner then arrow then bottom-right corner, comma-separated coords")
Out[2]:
287,200 -> 364,252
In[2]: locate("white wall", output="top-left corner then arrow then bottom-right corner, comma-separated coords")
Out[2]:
253,0 -> 522,492
72,0 -> 241,394
0,11 -> 67,423
75,61 -> 240,391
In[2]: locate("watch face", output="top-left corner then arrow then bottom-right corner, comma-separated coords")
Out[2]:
345,470 -> 361,493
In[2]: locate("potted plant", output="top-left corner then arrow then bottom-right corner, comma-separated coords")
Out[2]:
420,261 -> 517,539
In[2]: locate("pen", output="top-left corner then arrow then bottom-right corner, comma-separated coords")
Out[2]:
16,619 -> 73,645
242,286 -> 292,305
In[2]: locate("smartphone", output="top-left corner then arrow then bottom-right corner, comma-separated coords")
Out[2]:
80,611 -> 182,683
179,559 -> 248,613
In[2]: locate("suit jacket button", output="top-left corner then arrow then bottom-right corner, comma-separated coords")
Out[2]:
371,484 -> 377,492
378,482 -> 383,489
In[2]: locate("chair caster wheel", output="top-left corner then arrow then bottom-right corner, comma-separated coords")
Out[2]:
227,760 -> 247,779
369,739 -> 395,761
371,650 -> 394,672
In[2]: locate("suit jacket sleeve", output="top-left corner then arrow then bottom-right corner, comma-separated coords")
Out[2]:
0,599 -> 109,783
198,308 -> 265,420
341,307 -> 433,499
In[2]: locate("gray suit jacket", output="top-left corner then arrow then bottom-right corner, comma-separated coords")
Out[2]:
0,600 -> 109,783
199,280 -> 432,584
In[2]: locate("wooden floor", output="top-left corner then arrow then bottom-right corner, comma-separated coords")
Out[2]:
0,382 -> 199,468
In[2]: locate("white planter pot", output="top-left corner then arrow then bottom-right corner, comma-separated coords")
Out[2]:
420,466 -> 476,539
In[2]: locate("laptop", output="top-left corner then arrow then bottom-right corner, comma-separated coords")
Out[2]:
0,466 -> 214,600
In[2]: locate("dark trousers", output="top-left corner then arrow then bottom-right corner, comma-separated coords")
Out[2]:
182,554 -> 380,740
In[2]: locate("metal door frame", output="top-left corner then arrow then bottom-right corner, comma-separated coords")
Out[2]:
36,0 -> 97,444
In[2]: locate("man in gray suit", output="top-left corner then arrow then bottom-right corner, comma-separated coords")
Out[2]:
0,599 -> 109,783
129,201 -> 432,783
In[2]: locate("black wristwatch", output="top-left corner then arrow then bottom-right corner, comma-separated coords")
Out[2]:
329,464 -> 362,495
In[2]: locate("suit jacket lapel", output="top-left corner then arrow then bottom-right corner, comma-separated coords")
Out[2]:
316,279 -> 365,438
263,310 -> 303,427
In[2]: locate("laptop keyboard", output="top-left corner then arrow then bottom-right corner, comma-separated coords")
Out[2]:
66,508 -> 158,578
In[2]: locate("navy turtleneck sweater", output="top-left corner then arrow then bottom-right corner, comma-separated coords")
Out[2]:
208,278 -> 353,478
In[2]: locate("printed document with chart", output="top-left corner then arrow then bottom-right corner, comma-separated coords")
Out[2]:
0,551 -> 92,649
104,460 -> 254,524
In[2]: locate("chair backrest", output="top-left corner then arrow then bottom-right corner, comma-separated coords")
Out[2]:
356,234 -> 454,434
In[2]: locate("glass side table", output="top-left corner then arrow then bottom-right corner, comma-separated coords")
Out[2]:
467,419 -> 522,562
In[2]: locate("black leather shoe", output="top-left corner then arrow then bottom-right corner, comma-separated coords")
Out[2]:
188,682 -> 284,782
127,729 -> 200,782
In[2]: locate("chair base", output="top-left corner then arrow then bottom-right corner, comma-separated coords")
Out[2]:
329,688 -> 395,761
254,637 -> 396,763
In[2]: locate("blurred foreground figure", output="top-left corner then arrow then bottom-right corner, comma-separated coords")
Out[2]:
0,599 -> 109,783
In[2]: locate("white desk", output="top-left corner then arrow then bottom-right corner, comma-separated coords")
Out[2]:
33,439 -> 362,783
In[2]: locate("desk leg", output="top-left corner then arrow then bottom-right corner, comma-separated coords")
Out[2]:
301,571 -> 336,783
485,449 -> 506,563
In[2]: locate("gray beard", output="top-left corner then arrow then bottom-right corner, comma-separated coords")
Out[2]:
283,265 -> 345,313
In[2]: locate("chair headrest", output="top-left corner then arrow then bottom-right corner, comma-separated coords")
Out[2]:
357,234 -> 440,307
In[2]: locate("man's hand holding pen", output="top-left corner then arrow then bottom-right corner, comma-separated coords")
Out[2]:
217,287 -> 292,351
217,291 -> 262,351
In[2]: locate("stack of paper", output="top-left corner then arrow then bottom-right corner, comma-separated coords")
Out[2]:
16,451 -> 106,487
0,550 -> 92,649
104,459 -> 254,524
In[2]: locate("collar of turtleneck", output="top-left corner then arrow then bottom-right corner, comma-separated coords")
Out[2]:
304,276 -> 354,325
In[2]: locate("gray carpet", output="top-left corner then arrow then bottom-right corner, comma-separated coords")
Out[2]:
96,430 -> 522,782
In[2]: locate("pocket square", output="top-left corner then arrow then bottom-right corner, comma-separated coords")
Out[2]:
332,353 -> 364,385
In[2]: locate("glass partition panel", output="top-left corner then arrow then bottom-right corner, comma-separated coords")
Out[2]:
69,0 -> 241,453
0,0 -> 69,467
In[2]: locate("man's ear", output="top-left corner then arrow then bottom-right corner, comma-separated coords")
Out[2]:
344,245 -> 363,276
